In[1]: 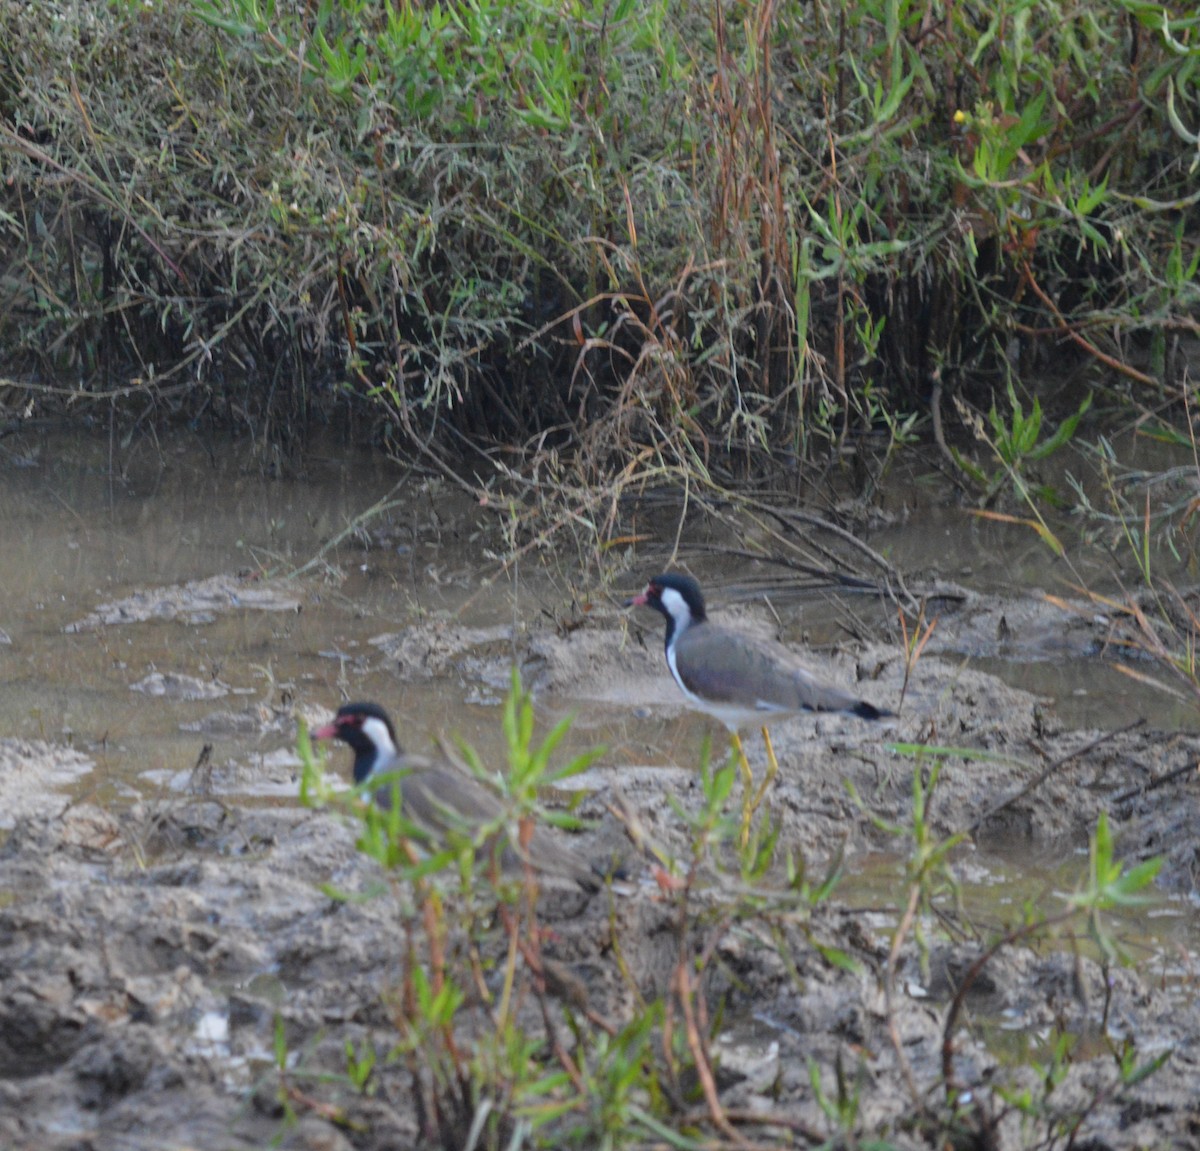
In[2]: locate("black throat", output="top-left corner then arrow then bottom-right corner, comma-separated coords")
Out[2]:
336,729 -> 389,785
660,609 -> 680,659
352,749 -> 381,786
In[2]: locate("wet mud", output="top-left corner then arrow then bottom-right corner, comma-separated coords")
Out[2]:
2,575 -> 1199,1149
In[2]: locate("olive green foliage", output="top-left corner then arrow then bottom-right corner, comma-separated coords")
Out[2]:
293,671 -> 820,1149
0,0 -> 1197,470
290,676 -> 1173,1148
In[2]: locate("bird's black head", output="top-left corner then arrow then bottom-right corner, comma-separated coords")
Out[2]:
312,702 -> 399,784
627,574 -> 707,654
628,573 -> 707,622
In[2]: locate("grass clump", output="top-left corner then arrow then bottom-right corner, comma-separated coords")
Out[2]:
285,669 -> 1176,1148
0,0 -> 1197,513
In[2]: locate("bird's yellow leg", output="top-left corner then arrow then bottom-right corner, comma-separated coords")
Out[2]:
740,726 -> 780,845
755,725 -> 779,800
731,730 -> 753,789
731,730 -> 755,847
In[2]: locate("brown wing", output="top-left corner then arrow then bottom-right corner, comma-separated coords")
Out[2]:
675,623 -> 876,715
381,753 -> 599,890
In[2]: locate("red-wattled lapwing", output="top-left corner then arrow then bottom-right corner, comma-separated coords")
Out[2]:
312,702 -> 599,892
628,573 -> 892,832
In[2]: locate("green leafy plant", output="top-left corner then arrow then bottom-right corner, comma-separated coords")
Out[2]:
5,0 -> 1198,519
952,379 -> 1093,506
860,738 -> 1173,1146
1067,811 -> 1163,963
344,1037 -> 376,1094
299,669 -> 636,1149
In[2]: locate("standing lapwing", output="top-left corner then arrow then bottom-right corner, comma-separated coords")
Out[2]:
628,573 -> 891,834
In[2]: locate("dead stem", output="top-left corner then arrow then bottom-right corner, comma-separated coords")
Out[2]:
672,958 -> 751,1149
884,881 -> 925,1108
966,718 -> 1147,836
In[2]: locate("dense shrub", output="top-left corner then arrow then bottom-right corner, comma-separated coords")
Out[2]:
1,0 -> 1196,472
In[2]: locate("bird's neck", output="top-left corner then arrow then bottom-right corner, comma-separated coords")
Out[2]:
352,748 -> 384,785
352,716 -> 400,784
662,609 -> 696,657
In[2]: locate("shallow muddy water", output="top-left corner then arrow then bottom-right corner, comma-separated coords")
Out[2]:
2,425 -> 1200,1150
0,430 -> 559,793
2,426 -> 1198,883
2,425 -> 1196,799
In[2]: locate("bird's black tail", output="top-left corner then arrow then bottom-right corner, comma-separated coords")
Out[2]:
854,700 -> 894,721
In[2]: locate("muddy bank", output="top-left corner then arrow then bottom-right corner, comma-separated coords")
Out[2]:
2,589 -> 1199,1149
377,597 -> 1200,891
0,739 -> 95,829
1,771 -> 1197,1149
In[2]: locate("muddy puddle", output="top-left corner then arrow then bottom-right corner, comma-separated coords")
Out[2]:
2,427 -> 1199,1149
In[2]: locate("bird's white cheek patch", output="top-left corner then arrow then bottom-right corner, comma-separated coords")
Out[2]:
361,716 -> 397,759
658,587 -> 690,626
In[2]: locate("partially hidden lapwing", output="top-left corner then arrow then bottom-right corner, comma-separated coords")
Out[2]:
312,701 -> 600,892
